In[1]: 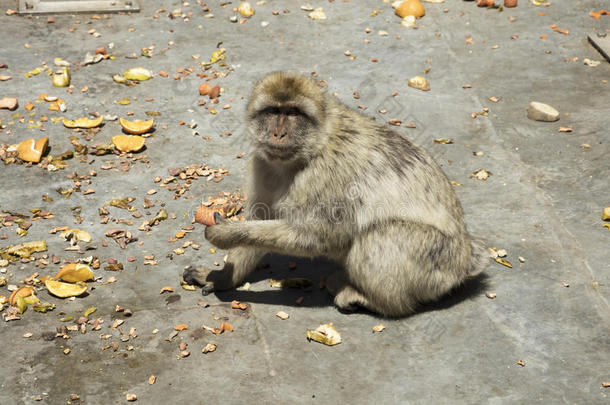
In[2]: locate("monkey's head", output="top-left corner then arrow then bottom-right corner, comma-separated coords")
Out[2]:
247,72 -> 328,163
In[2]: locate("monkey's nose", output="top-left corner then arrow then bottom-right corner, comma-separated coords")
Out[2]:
272,132 -> 287,139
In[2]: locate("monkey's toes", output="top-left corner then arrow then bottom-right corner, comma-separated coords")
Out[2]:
201,283 -> 216,296
183,266 -> 210,286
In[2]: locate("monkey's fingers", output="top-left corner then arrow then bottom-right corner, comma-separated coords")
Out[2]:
213,212 -> 227,225
183,266 -> 211,286
201,283 -> 216,296
183,266 -> 234,295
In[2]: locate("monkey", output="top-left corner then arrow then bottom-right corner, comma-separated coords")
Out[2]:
183,71 -> 488,317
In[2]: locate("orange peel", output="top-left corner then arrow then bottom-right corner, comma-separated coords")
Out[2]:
17,137 -> 49,163
395,0 -> 425,18
44,279 -> 87,298
119,117 -> 154,134
54,263 -> 94,283
62,116 -> 103,129
112,134 -> 146,152
60,228 -> 92,243
9,286 -> 35,306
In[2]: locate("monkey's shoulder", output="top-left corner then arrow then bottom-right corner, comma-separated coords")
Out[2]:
325,109 -> 437,175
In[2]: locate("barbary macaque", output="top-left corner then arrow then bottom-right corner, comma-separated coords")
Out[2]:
184,71 -> 487,317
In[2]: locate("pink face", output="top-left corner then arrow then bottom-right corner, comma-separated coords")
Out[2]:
258,106 -> 310,160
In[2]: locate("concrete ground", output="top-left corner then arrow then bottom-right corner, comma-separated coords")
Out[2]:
1,0 -> 609,403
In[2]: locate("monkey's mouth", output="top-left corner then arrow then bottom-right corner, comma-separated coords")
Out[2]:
263,144 -> 296,160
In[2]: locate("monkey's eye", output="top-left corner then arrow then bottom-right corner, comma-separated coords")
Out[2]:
286,107 -> 302,116
262,107 -> 281,115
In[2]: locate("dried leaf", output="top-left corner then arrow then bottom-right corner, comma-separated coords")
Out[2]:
84,307 -> 97,317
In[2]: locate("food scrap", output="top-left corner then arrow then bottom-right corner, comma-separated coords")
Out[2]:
306,323 -> 342,346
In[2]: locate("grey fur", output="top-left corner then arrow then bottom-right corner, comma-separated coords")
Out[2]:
183,72 -> 487,317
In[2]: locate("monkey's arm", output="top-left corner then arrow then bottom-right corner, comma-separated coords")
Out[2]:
205,217 -> 349,258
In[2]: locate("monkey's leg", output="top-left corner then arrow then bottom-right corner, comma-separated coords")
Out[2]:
326,271 -> 373,313
344,220 -> 465,317
205,219 -> 347,257
183,247 -> 265,295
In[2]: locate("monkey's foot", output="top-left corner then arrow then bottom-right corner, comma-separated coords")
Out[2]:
326,271 -> 349,296
334,284 -> 371,313
183,266 -> 232,295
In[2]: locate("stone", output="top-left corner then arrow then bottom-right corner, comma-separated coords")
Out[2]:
527,101 -> 559,122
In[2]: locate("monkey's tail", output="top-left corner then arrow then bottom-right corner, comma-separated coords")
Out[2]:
468,237 -> 488,277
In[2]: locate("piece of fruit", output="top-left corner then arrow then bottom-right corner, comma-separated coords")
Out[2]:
9,286 -> 35,306
238,2 -> 255,17
395,0 -> 425,18
270,278 -> 313,288
308,8 -> 327,20
0,97 -> 18,110
54,263 -> 94,283
209,85 -> 220,99
17,137 -> 49,163
111,134 -> 146,152
119,117 -> 154,134
306,323 -> 342,346
48,99 -> 67,112
401,15 -> 417,28
40,94 -> 57,102
60,228 -> 92,243
6,240 -> 47,258
408,75 -> 430,91
603,207 -> 610,221
52,68 -> 70,87
44,279 -> 87,298
16,297 -> 28,314
62,116 -> 103,129
194,206 -> 223,226
199,83 -> 212,96
202,343 -> 217,353
113,74 -> 129,84
123,67 -> 153,81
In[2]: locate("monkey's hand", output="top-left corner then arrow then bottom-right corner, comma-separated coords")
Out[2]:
204,213 -> 244,250
183,265 -> 234,295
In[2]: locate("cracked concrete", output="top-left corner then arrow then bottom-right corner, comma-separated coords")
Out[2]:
0,0 -> 609,404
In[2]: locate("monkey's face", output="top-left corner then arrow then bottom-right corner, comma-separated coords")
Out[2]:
247,72 -> 328,164
251,105 -> 319,162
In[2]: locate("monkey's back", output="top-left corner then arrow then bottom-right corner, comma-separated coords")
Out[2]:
305,101 -> 467,237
